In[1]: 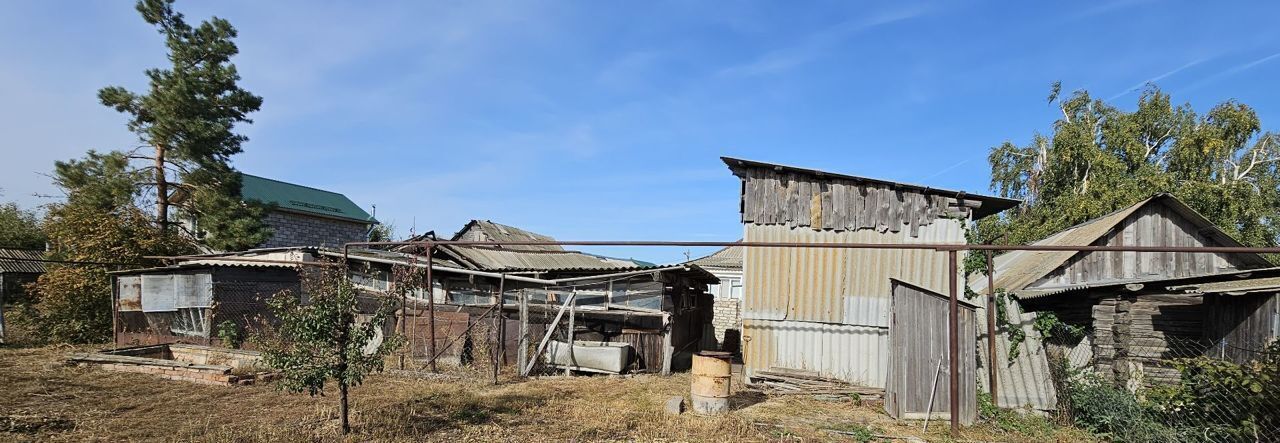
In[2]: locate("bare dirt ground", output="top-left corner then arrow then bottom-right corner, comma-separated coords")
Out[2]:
0,345 -> 1094,442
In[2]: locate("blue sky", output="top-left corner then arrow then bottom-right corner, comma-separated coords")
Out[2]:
2,1 -> 1279,264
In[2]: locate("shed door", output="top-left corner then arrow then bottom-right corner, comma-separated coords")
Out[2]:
885,280 -> 976,425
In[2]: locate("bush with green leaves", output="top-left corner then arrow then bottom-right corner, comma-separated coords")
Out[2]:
1065,374 -> 1175,443
255,265 -> 403,435
1147,341 -> 1279,441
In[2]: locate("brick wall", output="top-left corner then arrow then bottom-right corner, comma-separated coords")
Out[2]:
259,211 -> 369,248
712,298 -> 740,344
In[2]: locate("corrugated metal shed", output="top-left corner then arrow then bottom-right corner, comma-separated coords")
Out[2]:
741,319 -> 890,386
0,248 -> 46,274
742,220 -> 965,325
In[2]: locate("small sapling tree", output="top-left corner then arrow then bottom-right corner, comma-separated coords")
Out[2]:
257,263 -> 402,435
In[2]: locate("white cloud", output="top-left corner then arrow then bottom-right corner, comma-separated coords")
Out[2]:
717,5 -> 935,77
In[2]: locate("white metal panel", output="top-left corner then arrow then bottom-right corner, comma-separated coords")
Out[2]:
175,273 -> 213,308
742,319 -> 890,388
117,276 -> 143,312
843,294 -> 889,327
141,274 -> 176,312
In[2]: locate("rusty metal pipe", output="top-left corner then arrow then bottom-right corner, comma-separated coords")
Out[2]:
494,274 -> 506,384
948,250 -> 960,437
986,250 -> 998,407
343,240 -> 1280,254
427,245 -> 437,373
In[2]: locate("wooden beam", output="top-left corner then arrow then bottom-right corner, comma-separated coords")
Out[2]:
523,291 -> 579,376
518,290 -> 529,376
661,313 -> 673,376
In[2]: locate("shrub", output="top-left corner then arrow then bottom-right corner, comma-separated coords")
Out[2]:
1066,374 -> 1175,443
977,391 -> 1056,439
1147,342 -> 1280,442
216,320 -> 243,349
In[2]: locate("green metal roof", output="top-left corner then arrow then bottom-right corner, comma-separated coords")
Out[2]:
240,174 -> 374,223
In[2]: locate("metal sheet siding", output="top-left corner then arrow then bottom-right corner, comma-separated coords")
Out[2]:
742,318 -> 890,387
975,299 -> 1059,410
742,220 -> 966,324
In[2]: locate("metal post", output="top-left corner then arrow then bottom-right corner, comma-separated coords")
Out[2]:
426,244 -> 437,373
986,249 -> 998,406
948,249 -> 960,437
661,312 -> 673,376
565,291 -> 576,376
401,253 -> 412,370
494,274 -> 506,384
110,275 -> 118,348
518,289 -> 529,377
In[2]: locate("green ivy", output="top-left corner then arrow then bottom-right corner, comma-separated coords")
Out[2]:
1032,312 -> 1085,343
992,290 -> 1026,363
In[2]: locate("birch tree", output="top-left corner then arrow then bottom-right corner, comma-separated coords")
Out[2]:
981,83 -> 1280,253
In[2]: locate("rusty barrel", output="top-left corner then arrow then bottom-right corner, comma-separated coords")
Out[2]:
690,351 -> 732,414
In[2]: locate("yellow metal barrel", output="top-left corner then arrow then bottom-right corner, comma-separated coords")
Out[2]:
690,352 -> 732,414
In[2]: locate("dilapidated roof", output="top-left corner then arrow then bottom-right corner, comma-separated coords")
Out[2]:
971,194 -> 1271,295
0,248 -> 47,274
451,220 -> 563,252
1170,275 -> 1280,295
723,156 -> 1020,220
439,245 -> 647,272
690,244 -> 743,270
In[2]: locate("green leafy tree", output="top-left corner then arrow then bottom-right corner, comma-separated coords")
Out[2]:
256,265 -> 402,435
21,151 -> 194,343
0,200 -> 45,250
367,222 -> 395,243
98,0 -> 270,251
981,83 -> 1280,253
33,203 -> 193,343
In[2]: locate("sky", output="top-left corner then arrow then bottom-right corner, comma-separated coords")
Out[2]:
2,0 -> 1280,264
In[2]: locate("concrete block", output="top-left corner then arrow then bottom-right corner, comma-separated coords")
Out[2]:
663,396 -> 685,415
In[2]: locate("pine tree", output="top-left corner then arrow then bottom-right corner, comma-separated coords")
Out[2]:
98,0 -> 271,251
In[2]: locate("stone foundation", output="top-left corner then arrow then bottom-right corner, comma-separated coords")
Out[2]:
68,344 -> 274,387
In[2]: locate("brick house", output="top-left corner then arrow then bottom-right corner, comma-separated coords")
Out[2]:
690,244 -> 743,352
184,174 -> 376,250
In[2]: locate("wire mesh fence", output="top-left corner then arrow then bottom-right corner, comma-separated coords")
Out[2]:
1050,330 -> 1279,442
113,277 -> 298,349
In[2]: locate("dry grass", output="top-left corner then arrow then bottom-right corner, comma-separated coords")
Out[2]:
0,344 -> 1094,442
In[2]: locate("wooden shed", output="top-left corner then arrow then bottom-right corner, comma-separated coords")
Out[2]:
885,279 -> 978,424
975,194 -> 1276,391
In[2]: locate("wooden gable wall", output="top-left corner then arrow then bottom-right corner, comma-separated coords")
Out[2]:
1030,203 -> 1256,289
